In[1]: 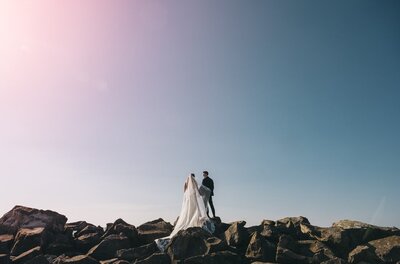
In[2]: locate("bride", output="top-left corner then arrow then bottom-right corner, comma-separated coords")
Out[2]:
155,174 -> 215,251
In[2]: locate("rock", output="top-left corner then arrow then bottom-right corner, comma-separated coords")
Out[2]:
75,233 -> 102,253
210,217 -> 230,236
65,222 -> 92,238
45,233 -> 74,256
184,251 -> 243,264
275,235 -> 313,264
167,227 -> 212,262
0,235 -> 14,254
368,235 -> 400,263
224,221 -> 250,250
333,220 -> 400,246
10,227 -> 51,257
205,237 -> 230,254
88,234 -> 130,260
101,219 -> 139,248
76,225 -> 104,239
0,206 -> 67,235
137,219 -> 173,245
24,254 -> 50,264
116,242 -> 157,261
100,259 -> 129,264
0,254 -> 10,264
245,231 -> 276,262
54,254 -> 100,264
320,257 -> 347,264
134,253 -> 170,264
348,244 -> 382,263
9,246 -> 41,264
275,216 -> 311,240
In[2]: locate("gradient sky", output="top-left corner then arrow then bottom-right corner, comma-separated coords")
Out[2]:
1,0 -> 399,228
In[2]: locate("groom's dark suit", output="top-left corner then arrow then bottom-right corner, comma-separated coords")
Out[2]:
202,176 -> 215,218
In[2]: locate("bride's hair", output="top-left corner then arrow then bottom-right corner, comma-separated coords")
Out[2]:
191,173 -> 195,177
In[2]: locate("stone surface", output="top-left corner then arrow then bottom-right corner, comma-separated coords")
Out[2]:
0,206 -> 67,235
224,221 -> 250,250
0,235 -> 13,254
116,242 -> 157,261
101,219 -> 139,248
88,234 -> 130,260
134,253 -> 170,264
184,251 -> 243,264
10,227 -> 50,257
137,219 -> 173,245
167,227 -> 212,262
368,235 -> 400,263
245,231 -> 276,262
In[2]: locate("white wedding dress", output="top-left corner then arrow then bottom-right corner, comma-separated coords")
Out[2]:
155,175 -> 215,251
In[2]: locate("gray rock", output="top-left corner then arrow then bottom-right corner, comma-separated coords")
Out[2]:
88,234 -> 130,260
167,227 -> 212,262
0,235 -> 14,254
134,253 -> 170,264
9,246 -> 41,264
224,221 -> 250,250
368,235 -> 400,263
184,251 -> 243,264
116,242 -> 157,261
0,206 -> 67,235
137,219 -> 173,245
245,231 -> 276,262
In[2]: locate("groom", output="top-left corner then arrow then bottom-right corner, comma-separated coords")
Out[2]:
202,171 -> 216,218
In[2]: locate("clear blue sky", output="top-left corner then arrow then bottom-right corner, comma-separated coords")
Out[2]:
0,0 -> 399,227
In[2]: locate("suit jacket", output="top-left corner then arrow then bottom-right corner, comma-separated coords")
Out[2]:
202,177 -> 214,196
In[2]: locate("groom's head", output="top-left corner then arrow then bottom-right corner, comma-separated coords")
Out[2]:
203,171 -> 209,178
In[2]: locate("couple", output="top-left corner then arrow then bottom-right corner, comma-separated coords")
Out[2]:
155,171 -> 216,251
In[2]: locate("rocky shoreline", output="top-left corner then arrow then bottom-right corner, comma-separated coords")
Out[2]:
0,206 -> 399,264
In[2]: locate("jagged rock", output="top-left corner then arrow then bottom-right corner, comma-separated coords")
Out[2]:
88,234 -> 130,260
275,216 -> 311,240
348,244 -> 382,263
100,259 -> 129,264
0,206 -> 67,235
45,233 -> 74,256
10,227 -> 51,257
167,227 -> 212,262
76,225 -> 104,239
24,254 -> 49,264
368,235 -> 400,263
65,222 -> 91,238
0,254 -> 10,264
205,237 -> 230,254
333,220 -> 400,246
75,233 -> 102,253
54,254 -> 100,264
210,217 -> 230,236
116,242 -> 157,261
0,235 -> 13,254
134,253 -> 170,264
275,235 -> 312,264
137,219 -> 173,245
9,246 -> 41,264
246,231 -> 276,262
320,257 -> 347,264
101,219 -> 139,248
184,251 -> 243,264
224,221 -> 250,250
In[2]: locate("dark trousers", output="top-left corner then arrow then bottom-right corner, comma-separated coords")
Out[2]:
207,196 -> 216,218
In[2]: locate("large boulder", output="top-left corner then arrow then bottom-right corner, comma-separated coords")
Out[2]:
134,253 -> 170,264
75,233 -> 102,253
333,220 -> 400,246
167,227 -> 212,262
53,254 -> 100,264
348,244 -> 383,263
101,219 -> 139,248
224,221 -> 250,250
10,227 -> 51,257
0,235 -> 14,254
368,235 -> 400,263
245,231 -> 276,262
184,251 -> 243,264
0,254 -> 10,264
116,242 -> 157,262
0,206 -> 67,235
88,234 -> 130,260
9,246 -> 41,264
137,219 -> 173,245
